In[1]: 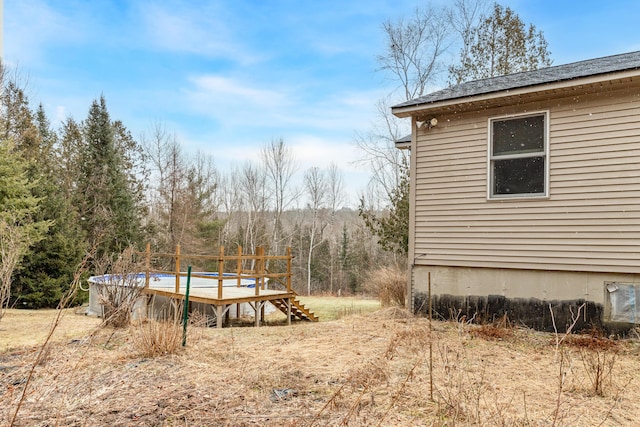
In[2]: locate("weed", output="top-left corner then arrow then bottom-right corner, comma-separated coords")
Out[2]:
470,314 -> 513,341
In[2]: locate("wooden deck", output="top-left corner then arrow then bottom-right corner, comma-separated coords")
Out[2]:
138,245 -> 318,327
144,284 -> 296,328
145,282 -> 294,305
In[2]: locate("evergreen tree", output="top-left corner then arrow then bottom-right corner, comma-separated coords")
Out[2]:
77,96 -> 145,259
0,78 -> 85,308
58,117 -> 84,198
309,238 -> 331,291
449,3 -> 552,84
0,139 -> 50,314
10,105 -> 85,308
359,160 -> 409,257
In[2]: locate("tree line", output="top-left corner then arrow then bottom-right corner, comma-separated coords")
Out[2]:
0,79 -> 393,309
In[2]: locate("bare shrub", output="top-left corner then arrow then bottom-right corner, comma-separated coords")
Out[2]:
384,323 -> 430,360
0,220 -> 30,320
363,266 -> 406,307
94,247 -> 146,328
579,347 -> 618,396
565,332 -> 619,396
435,341 -> 489,423
131,317 -> 183,357
131,302 -> 208,357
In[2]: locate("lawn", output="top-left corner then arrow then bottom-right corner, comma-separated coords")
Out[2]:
297,296 -> 381,321
0,308 -> 102,351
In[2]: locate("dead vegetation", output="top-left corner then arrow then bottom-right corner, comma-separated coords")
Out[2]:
94,247 -> 147,328
1,306 -> 640,426
363,266 -> 407,307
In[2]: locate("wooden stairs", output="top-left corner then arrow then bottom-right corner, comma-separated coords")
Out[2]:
270,292 -> 318,322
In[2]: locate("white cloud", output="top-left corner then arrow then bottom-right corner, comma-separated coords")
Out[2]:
183,72 -> 385,133
4,0 -> 86,65
188,75 -> 289,109
135,1 -> 259,64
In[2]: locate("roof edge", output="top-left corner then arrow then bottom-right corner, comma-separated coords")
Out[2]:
392,68 -> 640,117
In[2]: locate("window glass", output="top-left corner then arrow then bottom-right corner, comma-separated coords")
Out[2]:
493,157 -> 545,195
492,115 -> 544,155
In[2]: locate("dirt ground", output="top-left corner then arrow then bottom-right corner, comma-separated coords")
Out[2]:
1,307 -> 640,426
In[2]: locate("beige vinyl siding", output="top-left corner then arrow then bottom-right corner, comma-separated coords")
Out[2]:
413,85 -> 640,274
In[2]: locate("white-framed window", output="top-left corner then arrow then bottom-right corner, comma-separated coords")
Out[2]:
488,111 -> 549,199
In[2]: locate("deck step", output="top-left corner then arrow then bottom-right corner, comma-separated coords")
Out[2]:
269,294 -> 318,322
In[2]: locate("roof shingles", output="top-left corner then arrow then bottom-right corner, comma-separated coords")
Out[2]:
392,51 -> 640,110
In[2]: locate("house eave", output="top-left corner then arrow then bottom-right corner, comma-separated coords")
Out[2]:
391,69 -> 640,118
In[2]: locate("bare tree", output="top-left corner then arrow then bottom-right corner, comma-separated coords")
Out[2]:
142,123 -> 220,257
304,167 -> 328,296
142,123 -> 186,251
326,163 -> 345,293
327,162 -> 345,215
216,170 -> 243,247
377,5 -> 451,101
238,162 -> 268,258
358,3 -> 450,205
447,0 -> 492,67
355,98 -> 409,201
261,138 -> 299,256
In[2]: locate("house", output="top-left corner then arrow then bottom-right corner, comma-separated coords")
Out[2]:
391,51 -> 640,331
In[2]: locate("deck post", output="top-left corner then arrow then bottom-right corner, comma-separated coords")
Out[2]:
255,301 -> 261,327
217,246 -> 225,300
216,304 -> 223,328
175,244 -> 181,293
287,298 -> 291,326
145,242 -> 151,289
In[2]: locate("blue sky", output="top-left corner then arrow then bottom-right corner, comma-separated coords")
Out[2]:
4,0 -> 640,206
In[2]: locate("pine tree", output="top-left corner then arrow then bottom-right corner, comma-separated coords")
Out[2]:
0,139 -> 50,314
358,159 -> 409,257
0,78 -> 86,308
77,96 -> 144,260
10,105 -> 85,308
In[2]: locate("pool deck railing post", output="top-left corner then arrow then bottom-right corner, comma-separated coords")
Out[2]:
145,242 -> 151,289
175,244 -> 181,294
236,246 -> 242,318
217,246 -> 224,300
255,247 -> 263,296
286,246 -> 292,293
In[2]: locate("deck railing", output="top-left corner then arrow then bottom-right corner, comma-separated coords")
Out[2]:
139,244 -> 293,298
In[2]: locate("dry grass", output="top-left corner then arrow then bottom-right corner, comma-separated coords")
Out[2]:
296,296 -> 381,321
0,308 -> 101,351
2,305 -> 640,426
362,266 -> 407,307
